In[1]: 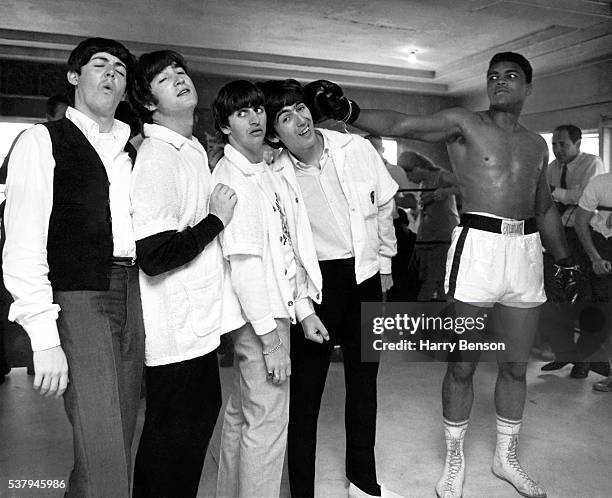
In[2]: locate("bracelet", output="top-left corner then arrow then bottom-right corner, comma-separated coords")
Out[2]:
262,338 -> 283,356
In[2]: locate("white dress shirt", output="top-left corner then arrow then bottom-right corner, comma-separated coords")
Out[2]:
292,140 -> 354,260
278,128 -> 398,284
2,107 -> 135,351
547,152 -> 604,227
579,173 -> 612,239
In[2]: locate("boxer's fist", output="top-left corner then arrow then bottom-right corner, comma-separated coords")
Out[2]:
554,257 -> 583,304
304,80 -> 360,124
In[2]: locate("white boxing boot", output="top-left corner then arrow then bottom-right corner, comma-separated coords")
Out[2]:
435,419 -> 468,498
491,416 -> 546,498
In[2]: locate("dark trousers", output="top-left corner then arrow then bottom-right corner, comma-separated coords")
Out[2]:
288,259 -> 381,497
386,217 -> 416,302
133,350 -> 221,498
582,231 -> 612,359
55,265 -> 145,498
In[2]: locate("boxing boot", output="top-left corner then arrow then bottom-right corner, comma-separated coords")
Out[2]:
435,419 -> 467,498
491,416 -> 546,498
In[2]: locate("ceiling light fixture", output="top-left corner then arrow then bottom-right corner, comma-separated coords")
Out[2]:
407,50 -> 418,64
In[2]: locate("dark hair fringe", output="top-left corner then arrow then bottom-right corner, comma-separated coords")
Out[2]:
211,80 -> 265,143
129,50 -> 189,124
66,38 -> 136,101
258,79 -> 306,142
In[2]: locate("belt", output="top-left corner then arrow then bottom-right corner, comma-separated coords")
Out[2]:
460,213 -> 538,235
112,257 -> 136,267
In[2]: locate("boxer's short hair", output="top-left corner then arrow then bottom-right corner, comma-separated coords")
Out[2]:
488,52 -> 532,83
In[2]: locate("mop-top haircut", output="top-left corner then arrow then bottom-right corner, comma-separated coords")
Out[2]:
67,38 -> 136,100
258,79 -> 307,144
130,50 -> 189,123
211,80 -> 265,143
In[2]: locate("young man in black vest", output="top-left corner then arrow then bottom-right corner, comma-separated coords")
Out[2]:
2,38 -> 145,497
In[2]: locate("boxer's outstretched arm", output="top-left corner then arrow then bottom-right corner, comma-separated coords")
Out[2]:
353,108 -> 464,143
535,162 -> 569,261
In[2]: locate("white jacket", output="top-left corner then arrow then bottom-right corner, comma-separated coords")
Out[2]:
277,129 -> 397,284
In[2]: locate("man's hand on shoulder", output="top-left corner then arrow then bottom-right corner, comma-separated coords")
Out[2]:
304,80 -> 360,125
33,345 -> 69,398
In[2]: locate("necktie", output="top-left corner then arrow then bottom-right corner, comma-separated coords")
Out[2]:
559,162 -> 568,189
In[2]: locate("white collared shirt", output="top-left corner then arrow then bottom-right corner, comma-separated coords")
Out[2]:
579,173 -> 612,239
213,144 -> 321,335
277,129 -> 398,284
131,123 -> 244,366
2,107 -> 135,351
547,152 -> 604,227
291,137 -> 354,260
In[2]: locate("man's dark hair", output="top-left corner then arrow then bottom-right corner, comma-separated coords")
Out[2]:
259,79 -> 306,141
67,38 -> 136,100
129,50 -> 189,124
488,52 -> 532,83
553,124 -> 582,144
45,94 -> 70,118
211,80 -> 265,143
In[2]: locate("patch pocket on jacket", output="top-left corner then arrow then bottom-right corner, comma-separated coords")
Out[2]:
356,181 -> 378,217
183,271 -> 223,337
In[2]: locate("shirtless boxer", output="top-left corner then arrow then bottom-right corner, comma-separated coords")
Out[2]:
305,53 -> 576,498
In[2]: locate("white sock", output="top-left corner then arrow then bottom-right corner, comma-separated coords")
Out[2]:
443,417 -> 469,441
496,414 -> 521,438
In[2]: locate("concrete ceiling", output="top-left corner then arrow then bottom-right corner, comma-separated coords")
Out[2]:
0,0 -> 611,97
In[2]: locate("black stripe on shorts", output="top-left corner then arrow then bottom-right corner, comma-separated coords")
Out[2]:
447,227 -> 469,298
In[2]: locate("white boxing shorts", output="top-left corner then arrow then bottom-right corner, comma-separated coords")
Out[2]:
444,213 -> 546,308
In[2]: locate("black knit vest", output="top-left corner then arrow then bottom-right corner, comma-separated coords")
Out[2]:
44,118 -> 135,291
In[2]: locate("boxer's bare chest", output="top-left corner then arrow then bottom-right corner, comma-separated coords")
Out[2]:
446,112 -> 544,217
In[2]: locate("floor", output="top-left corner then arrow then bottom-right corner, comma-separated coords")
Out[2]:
0,352 -> 611,498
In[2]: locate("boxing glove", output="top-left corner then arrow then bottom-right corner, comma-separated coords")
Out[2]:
554,257 -> 583,305
304,80 -> 360,124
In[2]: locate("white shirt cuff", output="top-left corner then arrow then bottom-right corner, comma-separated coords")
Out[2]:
251,314 -> 277,336
378,255 -> 392,275
295,298 -> 314,322
25,319 -> 61,352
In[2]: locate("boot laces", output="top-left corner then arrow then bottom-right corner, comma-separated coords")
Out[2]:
505,435 -> 537,489
443,439 -> 463,491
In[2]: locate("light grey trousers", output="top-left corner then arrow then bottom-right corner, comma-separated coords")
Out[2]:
216,319 -> 290,498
